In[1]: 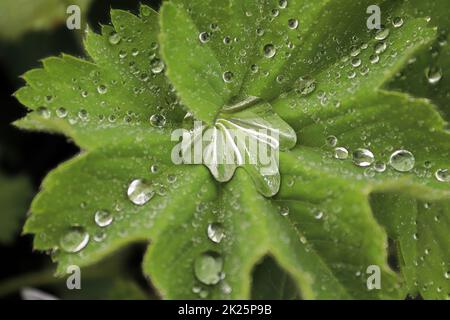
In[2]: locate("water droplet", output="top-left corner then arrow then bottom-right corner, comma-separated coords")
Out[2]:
93,231 -> 106,242
151,59 -> 165,74
294,76 -> 316,96
392,17 -> 404,28
149,114 -> 166,128
326,135 -> 338,147
374,161 -> 386,173
199,32 -> 210,43
334,147 -> 349,160
263,44 -> 276,58
279,206 -> 290,216
389,150 -> 415,172
353,149 -> 375,167
94,210 -> 113,228
288,19 -> 299,30
37,107 -> 51,119
108,33 -> 121,45
127,179 -> 155,206
60,226 -> 89,253
150,164 -> 159,174
194,251 -> 223,285
374,41 -> 387,54
56,107 -> 68,118
369,54 -> 380,64
279,0 -> 288,9
97,85 -> 107,95
351,58 -> 362,68
435,169 -> 450,182
314,211 -> 324,220
222,71 -> 234,83
207,223 -> 225,244
425,66 -> 443,85
375,28 -> 390,41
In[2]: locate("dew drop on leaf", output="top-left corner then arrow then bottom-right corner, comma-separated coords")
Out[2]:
263,44 -> 276,58
374,161 -> 387,173
108,33 -> 121,45
352,148 -> 375,167
435,169 -> 450,182
392,17 -> 404,28
326,135 -> 338,147
288,19 -> 299,30
56,107 -> 68,118
94,210 -> 113,228
334,147 -> 349,160
222,71 -> 234,83
425,66 -> 443,85
294,76 -> 316,96
279,206 -> 290,216
127,179 -> 155,206
194,251 -> 224,285
199,31 -> 210,43
151,59 -> 165,74
60,226 -> 89,253
97,85 -> 108,95
149,114 -> 166,128
36,107 -> 50,119
207,223 -> 225,244
389,150 -> 415,172
375,28 -> 390,41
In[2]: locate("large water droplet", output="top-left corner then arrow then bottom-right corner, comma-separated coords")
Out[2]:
194,251 -> 223,285
127,179 -> 155,206
353,149 -> 375,167
60,226 -> 89,253
207,223 -> 225,244
389,150 -> 415,172
94,210 -> 113,228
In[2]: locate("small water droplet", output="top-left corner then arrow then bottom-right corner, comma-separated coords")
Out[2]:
392,17 -> 404,28
334,147 -> 349,160
374,41 -> 387,54
150,164 -> 159,174
222,71 -> 234,83
279,206 -> 290,216
375,28 -> 390,41
263,44 -> 277,58
374,161 -> 386,173
389,150 -> 415,172
294,76 -> 316,96
369,54 -> 380,64
207,223 -> 225,244
97,85 -> 108,95
60,226 -> 89,253
435,169 -> 450,182
353,149 -> 375,167
150,114 -> 166,128
94,210 -> 113,228
194,251 -> 223,285
127,179 -> 155,206
326,135 -> 338,147
425,66 -> 443,85
108,33 -> 121,45
288,19 -> 299,30
56,107 -> 68,118
37,107 -> 51,119
151,59 -> 165,74
199,31 -> 210,43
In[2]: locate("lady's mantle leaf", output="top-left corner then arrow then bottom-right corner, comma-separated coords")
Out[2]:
14,1 -> 450,299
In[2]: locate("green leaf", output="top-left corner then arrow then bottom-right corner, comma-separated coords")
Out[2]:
387,0 -> 450,122
14,1 -> 450,300
0,173 -> 32,244
0,0 -> 92,41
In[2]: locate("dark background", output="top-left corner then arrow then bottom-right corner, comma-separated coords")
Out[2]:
0,0 -> 162,299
